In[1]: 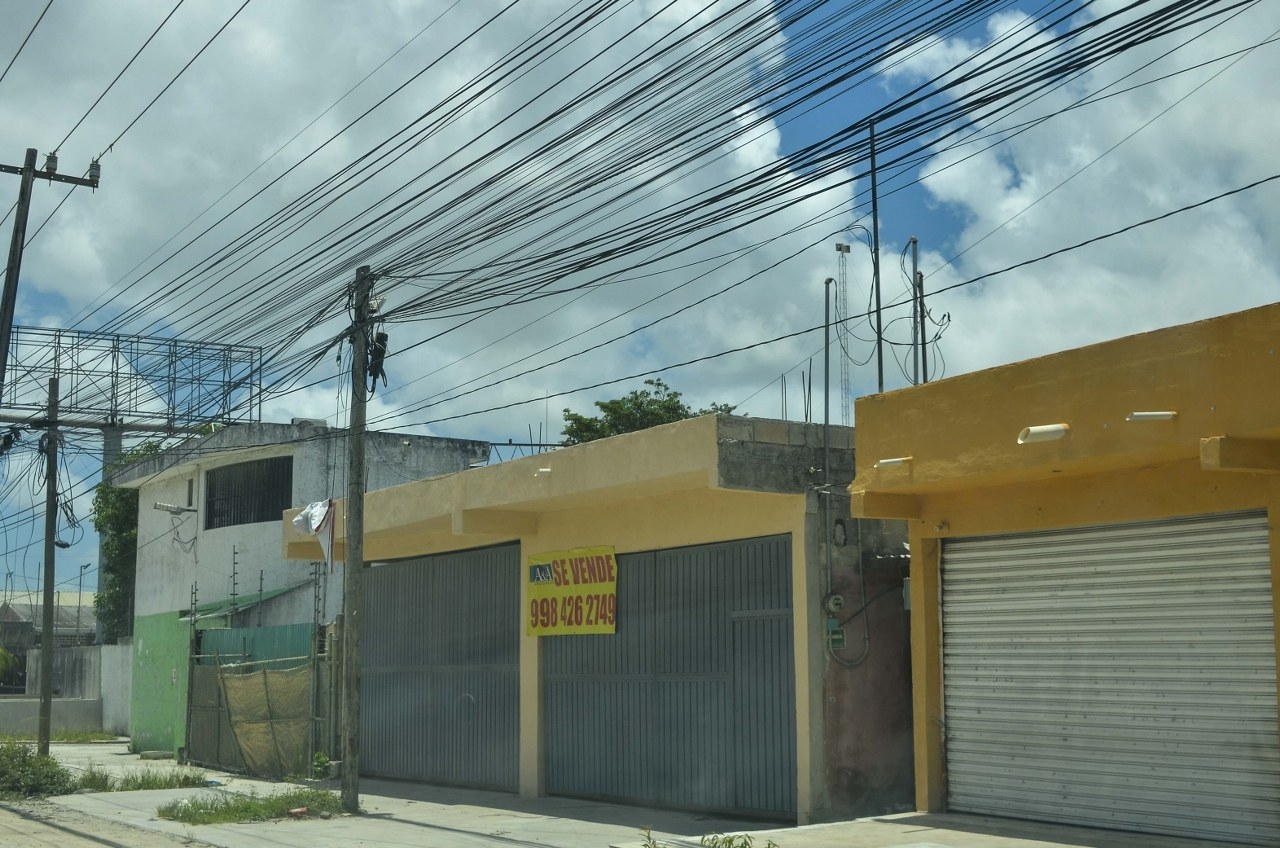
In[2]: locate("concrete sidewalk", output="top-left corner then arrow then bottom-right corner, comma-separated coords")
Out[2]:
44,743 -> 1247,848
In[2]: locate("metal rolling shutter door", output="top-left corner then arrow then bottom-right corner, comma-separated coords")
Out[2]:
362,544 -> 520,790
941,511 -> 1280,845
543,535 -> 796,817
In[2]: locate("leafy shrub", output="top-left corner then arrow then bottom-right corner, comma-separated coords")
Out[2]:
0,740 -> 76,798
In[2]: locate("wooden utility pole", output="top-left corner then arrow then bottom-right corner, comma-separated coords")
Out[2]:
0,149 -> 36,405
0,149 -> 100,404
341,266 -> 373,814
37,377 -> 58,755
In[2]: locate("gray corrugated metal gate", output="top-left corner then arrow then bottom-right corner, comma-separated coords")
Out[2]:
362,543 -> 520,790
941,510 -> 1280,845
544,535 -> 796,818
188,665 -> 244,772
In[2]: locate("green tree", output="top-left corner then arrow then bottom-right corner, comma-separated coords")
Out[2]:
92,442 -> 162,643
561,379 -> 735,445
0,647 -> 17,681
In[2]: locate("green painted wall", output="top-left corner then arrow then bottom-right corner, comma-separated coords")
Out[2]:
131,612 -> 191,755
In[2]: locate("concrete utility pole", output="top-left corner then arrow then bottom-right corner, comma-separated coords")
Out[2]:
916,252 -> 928,385
37,377 -> 58,756
0,149 -> 100,404
910,237 -> 919,385
341,265 -> 373,814
868,125 -> 884,394
76,563 -> 89,640
823,276 -> 833,487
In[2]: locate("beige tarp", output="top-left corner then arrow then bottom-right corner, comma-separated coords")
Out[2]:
219,664 -> 311,778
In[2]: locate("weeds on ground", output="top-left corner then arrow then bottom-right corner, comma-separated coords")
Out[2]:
76,763 -> 116,792
700,834 -> 780,848
639,829 -> 781,848
0,740 -> 76,798
116,767 -> 210,791
283,752 -> 333,784
0,729 -> 118,744
76,763 -> 210,792
156,788 -> 345,825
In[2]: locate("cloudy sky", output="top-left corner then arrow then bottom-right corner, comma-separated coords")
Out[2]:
0,0 -> 1276,589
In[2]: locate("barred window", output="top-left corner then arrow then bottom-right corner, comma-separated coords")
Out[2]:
205,456 -> 293,529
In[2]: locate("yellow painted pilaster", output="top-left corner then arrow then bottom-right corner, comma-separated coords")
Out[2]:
909,527 -> 944,812
793,496 -> 818,825
518,538 -> 543,798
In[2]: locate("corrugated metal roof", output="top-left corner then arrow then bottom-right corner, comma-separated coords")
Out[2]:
0,601 -> 97,632
181,583 -> 307,622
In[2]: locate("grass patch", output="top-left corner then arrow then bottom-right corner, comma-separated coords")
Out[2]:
0,729 -> 118,744
76,763 -> 210,792
76,763 -> 116,793
156,788 -> 345,825
0,740 -> 75,799
0,741 -> 211,799
116,767 -> 210,791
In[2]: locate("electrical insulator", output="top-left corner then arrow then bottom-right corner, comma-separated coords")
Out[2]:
89,159 -> 101,186
44,151 -> 57,176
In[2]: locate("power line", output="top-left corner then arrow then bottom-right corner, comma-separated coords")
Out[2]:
395,167 -> 1280,430
0,0 -> 1261,466
24,0 -> 253,247
0,0 -> 53,90
50,0 -> 188,155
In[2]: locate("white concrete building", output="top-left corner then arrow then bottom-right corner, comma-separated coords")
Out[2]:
115,420 -> 489,624
110,419 -> 489,754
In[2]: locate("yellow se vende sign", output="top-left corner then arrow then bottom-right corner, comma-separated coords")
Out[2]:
526,545 -> 618,636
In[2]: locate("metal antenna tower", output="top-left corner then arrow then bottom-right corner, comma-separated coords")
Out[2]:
835,243 -> 852,426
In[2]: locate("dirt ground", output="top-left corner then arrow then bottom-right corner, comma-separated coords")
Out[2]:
0,799 -> 216,848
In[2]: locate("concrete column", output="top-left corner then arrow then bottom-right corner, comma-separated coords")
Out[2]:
518,538 -> 544,798
909,527 -> 944,811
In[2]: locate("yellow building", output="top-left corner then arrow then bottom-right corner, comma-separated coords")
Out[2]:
851,303 -> 1280,845
285,414 -> 912,823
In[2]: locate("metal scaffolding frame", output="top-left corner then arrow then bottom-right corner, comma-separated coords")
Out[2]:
2,326 -> 262,429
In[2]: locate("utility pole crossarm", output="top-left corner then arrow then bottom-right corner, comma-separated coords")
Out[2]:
1,148 -> 101,408
0,162 -> 98,188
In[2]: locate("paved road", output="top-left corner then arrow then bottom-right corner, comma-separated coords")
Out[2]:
0,799 -> 215,848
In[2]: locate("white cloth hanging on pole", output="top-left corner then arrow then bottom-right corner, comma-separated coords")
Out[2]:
292,499 -> 335,572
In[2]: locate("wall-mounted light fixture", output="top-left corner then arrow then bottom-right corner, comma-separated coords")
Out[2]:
874,456 -> 913,468
154,502 -> 197,515
1017,423 -> 1069,444
1125,411 -> 1178,421
534,467 -> 552,477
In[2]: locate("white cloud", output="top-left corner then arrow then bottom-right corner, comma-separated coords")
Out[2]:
878,1 -> 1280,379
2,1 -> 1276,586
